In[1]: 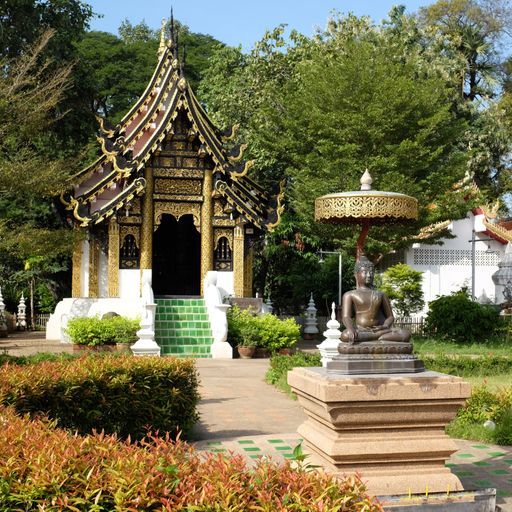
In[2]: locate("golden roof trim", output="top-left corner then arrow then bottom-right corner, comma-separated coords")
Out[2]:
267,180 -> 285,232
415,220 -> 452,240
221,123 -> 240,142
228,144 -> 248,163
231,160 -> 254,179
483,218 -> 512,242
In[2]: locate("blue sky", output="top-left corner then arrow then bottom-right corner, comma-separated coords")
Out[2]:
87,1 -> 427,50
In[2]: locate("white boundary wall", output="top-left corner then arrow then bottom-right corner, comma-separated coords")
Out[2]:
403,212 -> 504,313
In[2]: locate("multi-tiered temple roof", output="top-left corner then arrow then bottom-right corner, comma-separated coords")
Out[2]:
61,22 -> 283,231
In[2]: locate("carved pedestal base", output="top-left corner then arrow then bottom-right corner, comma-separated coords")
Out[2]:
328,353 -> 425,374
288,367 -> 470,496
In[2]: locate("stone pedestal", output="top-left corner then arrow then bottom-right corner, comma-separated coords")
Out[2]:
288,367 -> 470,496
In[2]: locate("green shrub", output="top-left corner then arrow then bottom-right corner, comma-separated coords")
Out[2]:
0,355 -> 199,440
266,352 -> 321,396
254,314 -> 300,352
0,352 -> 78,366
66,315 -> 139,345
447,385 -> 512,444
0,407 -> 381,511
423,354 -> 512,376
425,290 -> 500,342
227,306 -> 300,351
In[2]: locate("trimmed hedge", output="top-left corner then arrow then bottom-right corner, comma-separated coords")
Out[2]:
66,315 -> 139,346
0,407 -> 382,511
0,355 -> 199,440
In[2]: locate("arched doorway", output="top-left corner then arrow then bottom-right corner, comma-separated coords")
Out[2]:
153,214 -> 201,296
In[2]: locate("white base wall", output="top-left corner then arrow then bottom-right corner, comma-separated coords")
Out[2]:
119,269 -> 140,299
46,297 -> 143,342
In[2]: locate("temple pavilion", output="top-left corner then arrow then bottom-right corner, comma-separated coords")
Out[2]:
60,22 -> 283,303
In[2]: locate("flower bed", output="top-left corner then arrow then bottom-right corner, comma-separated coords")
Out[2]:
0,406 -> 382,511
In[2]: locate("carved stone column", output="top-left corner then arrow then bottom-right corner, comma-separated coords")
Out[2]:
71,234 -> 82,298
88,237 -> 99,298
140,167 -> 154,272
108,217 -> 120,297
243,245 -> 254,297
200,169 -> 214,295
233,223 -> 245,297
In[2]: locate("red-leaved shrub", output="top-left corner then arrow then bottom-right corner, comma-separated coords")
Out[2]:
0,407 -> 382,511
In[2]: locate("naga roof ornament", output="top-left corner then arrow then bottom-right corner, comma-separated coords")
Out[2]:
62,18 -> 284,231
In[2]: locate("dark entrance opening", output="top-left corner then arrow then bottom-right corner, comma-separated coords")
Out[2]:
153,214 -> 201,296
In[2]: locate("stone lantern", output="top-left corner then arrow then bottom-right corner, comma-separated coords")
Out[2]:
303,293 -> 319,340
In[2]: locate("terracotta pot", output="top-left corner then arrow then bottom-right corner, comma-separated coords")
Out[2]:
237,346 -> 256,359
72,344 -> 116,353
115,343 -> 132,353
254,347 -> 270,358
278,347 -> 296,356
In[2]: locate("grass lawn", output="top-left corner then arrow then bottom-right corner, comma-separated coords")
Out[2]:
463,374 -> 512,390
414,336 -> 512,357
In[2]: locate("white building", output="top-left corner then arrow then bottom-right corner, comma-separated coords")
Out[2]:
381,208 -> 512,312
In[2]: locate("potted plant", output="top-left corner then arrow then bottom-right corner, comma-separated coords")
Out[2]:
236,322 -> 260,359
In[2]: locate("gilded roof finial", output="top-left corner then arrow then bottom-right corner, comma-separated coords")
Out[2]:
158,18 -> 167,57
170,7 -> 175,43
360,169 -> 372,191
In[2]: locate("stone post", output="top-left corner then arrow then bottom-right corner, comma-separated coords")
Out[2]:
303,293 -> 319,340
317,302 -> 341,366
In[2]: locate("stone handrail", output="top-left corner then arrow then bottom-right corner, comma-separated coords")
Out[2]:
203,271 -> 232,359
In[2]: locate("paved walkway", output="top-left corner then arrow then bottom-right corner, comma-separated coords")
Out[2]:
2,332 -> 512,510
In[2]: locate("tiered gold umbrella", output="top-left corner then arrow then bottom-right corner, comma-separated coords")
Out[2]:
315,170 -> 418,258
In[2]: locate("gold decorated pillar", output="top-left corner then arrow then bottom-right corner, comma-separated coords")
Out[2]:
88,236 -> 100,298
108,217 -> 120,297
200,169 -> 214,295
243,245 -> 254,297
140,167 -> 154,272
233,223 -> 245,297
71,234 -> 82,298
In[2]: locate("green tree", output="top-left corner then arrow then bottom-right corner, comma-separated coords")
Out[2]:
75,20 -> 222,123
75,30 -> 158,120
379,264 -> 424,317
418,0 -> 506,101
0,31 -> 76,309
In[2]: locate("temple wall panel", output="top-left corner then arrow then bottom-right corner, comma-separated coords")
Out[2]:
98,248 -> 109,298
233,224 -> 245,297
80,239 -> 90,298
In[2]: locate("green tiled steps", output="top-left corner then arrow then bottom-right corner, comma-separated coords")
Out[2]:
155,298 -> 213,358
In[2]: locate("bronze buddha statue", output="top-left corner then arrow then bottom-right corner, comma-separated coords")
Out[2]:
340,256 -> 411,345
